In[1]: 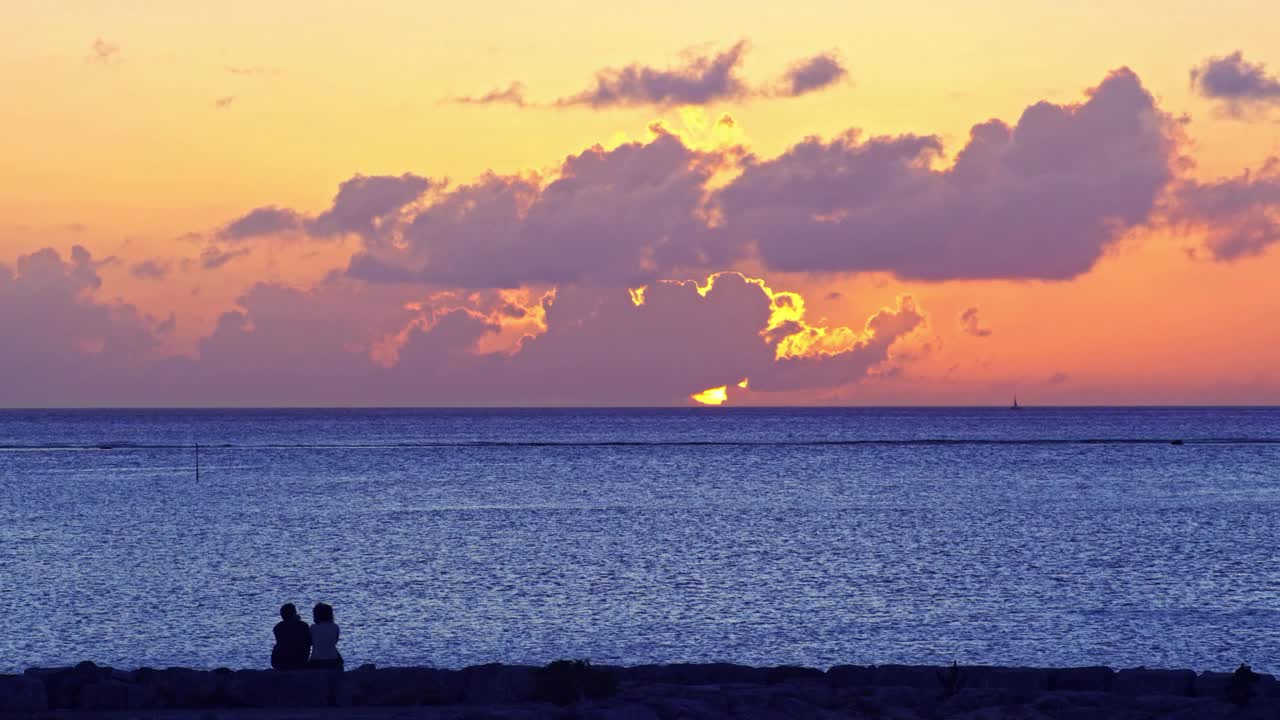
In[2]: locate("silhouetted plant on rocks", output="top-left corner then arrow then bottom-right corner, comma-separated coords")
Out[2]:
534,660 -> 618,706
1227,663 -> 1259,707
937,661 -> 965,699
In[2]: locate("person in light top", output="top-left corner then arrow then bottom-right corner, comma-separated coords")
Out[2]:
308,602 -> 343,671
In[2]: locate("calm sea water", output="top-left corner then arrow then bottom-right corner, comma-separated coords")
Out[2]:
0,408 -> 1277,674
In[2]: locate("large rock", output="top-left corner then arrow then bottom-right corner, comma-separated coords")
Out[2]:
222,669 -> 333,707
825,664 -> 875,687
624,663 -> 769,687
871,664 -> 941,689
0,675 -> 47,712
1115,668 -> 1196,697
31,661 -> 111,708
464,663 -> 538,704
79,679 -> 130,711
1049,666 -> 1116,692
147,667 -> 225,708
346,667 -> 466,705
963,666 -> 1050,694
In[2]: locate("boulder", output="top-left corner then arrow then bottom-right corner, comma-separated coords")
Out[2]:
464,663 -> 538,704
34,661 -> 111,708
148,667 -> 224,708
348,667 -> 466,705
222,669 -> 332,707
872,664 -> 941,689
1115,668 -> 1196,697
0,675 -> 48,712
590,702 -> 662,720
78,679 -> 131,711
534,660 -> 619,705
963,666 -> 1050,694
825,664 -> 875,687
624,663 -> 769,687
1049,666 -> 1115,692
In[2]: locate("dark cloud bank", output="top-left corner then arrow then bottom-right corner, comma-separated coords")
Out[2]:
8,66 -> 1279,405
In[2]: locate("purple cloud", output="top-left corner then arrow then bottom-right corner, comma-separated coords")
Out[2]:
1173,158 -> 1280,259
0,247 -> 166,406
245,68 -> 1187,287
1191,52 -> 1280,114
217,174 -> 430,245
87,38 -> 119,65
777,53 -> 848,97
450,82 -> 528,107
305,173 -> 432,238
200,245 -> 251,270
219,206 -> 303,241
719,68 -> 1181,280
347,131 -> 726,287
193,272 -> 922,405
556,41 -> 750,108
129,259 -> 170,280
960,307 -> 991,337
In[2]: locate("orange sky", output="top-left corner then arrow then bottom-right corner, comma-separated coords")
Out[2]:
2,1 -> 1279,406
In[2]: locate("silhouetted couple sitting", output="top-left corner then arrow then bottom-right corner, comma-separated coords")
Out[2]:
270,602 -> 344,671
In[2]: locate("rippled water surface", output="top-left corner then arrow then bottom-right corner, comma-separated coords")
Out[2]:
1,407 -> 1277,673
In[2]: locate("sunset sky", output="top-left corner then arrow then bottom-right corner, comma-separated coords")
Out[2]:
4,0 -> 1280,406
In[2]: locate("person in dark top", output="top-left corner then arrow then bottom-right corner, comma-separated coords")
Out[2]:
271,603 -> 312,670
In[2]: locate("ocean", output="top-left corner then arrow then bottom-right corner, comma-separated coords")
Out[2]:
0,407 -> 1276,673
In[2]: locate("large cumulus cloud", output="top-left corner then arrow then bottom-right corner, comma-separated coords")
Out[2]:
253,68 -> 1184,285
720,68 -> 1181,280
0,250 -> 921,405
347,129 -> 729,287
0,247 -> 170,406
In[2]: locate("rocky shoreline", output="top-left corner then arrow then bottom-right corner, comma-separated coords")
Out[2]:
1,660 -> 1276,719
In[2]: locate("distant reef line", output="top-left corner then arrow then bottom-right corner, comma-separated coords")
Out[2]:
1,660 -> 1276,718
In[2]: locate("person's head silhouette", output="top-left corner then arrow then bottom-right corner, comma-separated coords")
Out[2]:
279,603 -> 298,621
313,602 -> 335,623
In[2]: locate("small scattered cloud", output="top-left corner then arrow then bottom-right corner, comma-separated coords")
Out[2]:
214,96 -> 236,110
129,259 -> 170,280
775,52 -> 849,97
225,65 -> 279,76
199,245 -> 251,270
959,307 -> 992,337
1190,51 -> 1280,115
555,41 -> 751,108
87,38 -> 120,65
219,206 -> 304,241
449,82 -> 528,108
457,42 -> 849,110
1046,371 -> 1070,384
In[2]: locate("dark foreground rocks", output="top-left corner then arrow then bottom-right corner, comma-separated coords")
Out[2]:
2,660 -> 1277,719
